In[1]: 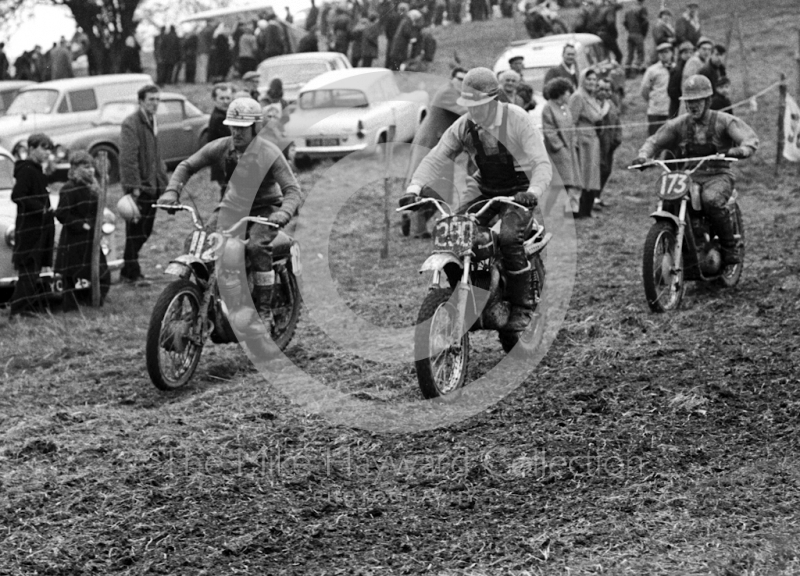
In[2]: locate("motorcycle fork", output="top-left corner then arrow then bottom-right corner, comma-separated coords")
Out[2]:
672,199 -> 688,284
195,276 -> 216,343
451,255 -> 472,345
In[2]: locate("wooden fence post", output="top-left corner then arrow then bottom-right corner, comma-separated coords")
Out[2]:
776,74 -> 787,177
381,123 -> 396,260
796,29 -> 800,102
91,151 -> 108,307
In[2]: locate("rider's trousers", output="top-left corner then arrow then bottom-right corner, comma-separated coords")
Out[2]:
695,173 -> 734,235
208,207 -> 278,286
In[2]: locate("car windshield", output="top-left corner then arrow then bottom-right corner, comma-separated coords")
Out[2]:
299,89 -> 368,110
0,155 -> 13,189
522,67 -> 549,91
6,89 -> 59,115
99,102 -> 138,124
262,62 -> 330,86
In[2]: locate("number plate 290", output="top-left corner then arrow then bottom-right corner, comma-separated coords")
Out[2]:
433,217 -> 475,254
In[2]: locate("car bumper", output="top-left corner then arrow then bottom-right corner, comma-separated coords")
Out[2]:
295,142 -> 370,158
0,258 -> 124,290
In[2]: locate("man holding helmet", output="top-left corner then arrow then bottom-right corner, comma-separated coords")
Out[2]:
159,97 -> 306,335
634,74 -> 759,265
399,67 -> 552,332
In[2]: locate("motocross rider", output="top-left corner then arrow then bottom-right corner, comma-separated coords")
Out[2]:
159,97 -> 306,336
400,67 -> 552,332
634,74 -> 759,265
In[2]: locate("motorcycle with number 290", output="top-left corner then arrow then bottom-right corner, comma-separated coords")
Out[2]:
398,196 -> 550,399
630,154 -> 744,313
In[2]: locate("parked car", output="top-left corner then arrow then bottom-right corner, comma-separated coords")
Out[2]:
0,146 -> 122,305
492,33 -> 625,101
0,74 -> 153,163
256,52 -> 352,106
49,92 -> 210,184
285,68 -> 429,160
0,81 -> 35,115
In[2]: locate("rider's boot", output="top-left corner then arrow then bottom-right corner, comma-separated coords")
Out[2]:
710,209 -> 741,265
505,265 -> 535,333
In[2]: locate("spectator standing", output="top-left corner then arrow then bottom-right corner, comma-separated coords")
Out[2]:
544,44 -> 579,90
210,23 -> 232,82
623,0 -> 648,77
641,42 -> 673,135
306,0 -> 320,31
0,43 -> 9,80
361,14 -> 381,66
9,133 -> 55,318
651,8 -> 675,51
569,68 -> 609,218
196,21 -> 215,84
541,77 -> 581,216
675,1 -> 701,48
54,151 -> 110,311
497,70 -> 523,106
162,26 -> 182,84
264,78 -> 288,110
668,40 -> 694,117
350,15 -> 368,66
208,83 -> 233,196
182,30 -> 198,83
263,13 -> 288,59
406,26 -> 436,71
470,0 -> 488,22
383,3 -> 408,68
298,25 -> 320,52
332,7 -> 352,55
50,37 -> 74,80
121,36 -> 143,73
238,23 -> 259,75
388,9 -> 422,71
119,85 -> 167,285
594,77 -> 621,207
698,44 -> 727,92
711,76 -> 733,112
594,0 -> 623,64
242,71 -> 260,101
154,27 -> 166,84
30,45 -> 44,82
682,36 -> 712,83
285,7 -> 294,24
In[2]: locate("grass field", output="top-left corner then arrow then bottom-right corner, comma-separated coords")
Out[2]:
2,0 -> 800,574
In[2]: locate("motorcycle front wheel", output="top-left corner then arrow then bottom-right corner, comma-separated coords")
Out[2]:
718,203 -> 745,288
642,221 -> 685,312
271,267 -> 302,351
146,279 -> 204,390
414,288 -> 469,399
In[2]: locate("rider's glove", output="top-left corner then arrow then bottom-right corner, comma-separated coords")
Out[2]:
513,191 -> 538,208
399,192 -> 420,209
267,210 -> 292,227
726,147 -> 748,159
633,157 -> 648,169
160,189 -> 180,214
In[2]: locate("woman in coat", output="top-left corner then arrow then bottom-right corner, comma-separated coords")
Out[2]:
541,77 -> 581,217
568,68 -> 609,218
54,151 -> 109,310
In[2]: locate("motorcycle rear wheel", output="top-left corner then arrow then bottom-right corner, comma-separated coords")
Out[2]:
146,279 -> 204,390
717,203 -> 745,288
415,288 -> 469,399
643,222 -> 685,312
271,267 -> 302,351
499,253 -> 546,353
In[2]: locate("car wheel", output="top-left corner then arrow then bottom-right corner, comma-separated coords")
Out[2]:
91,145 -> 120,185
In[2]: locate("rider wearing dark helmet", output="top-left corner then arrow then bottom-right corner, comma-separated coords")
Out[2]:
400,67 -> 552,332
634,74 -> 759,265
160,97 -> 306,336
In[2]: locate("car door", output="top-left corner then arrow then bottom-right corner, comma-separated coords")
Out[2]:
54,88 -> 100,132
156,99 -> 190,163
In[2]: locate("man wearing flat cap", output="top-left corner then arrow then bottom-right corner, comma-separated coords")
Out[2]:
683,36 -> 713,83
668,40 -> 696,117
651,8 -> 675,55
641,42 -> 673,135
242,70 -> 261,102
400,67 -> 552,333
675,1 -> 701,47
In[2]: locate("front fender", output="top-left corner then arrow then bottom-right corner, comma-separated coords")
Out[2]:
166,254 -> 211,282
649,210 -> 681,228
420,253 -> 463,274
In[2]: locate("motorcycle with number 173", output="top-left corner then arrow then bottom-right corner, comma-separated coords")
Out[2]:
398,196 -> 550,399
630,154 -> 744,313
145,203 -> 302,390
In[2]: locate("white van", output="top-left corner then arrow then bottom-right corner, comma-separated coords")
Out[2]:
0,74 -> 153,155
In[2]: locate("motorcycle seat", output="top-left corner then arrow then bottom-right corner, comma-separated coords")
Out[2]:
270,230 -> 293,259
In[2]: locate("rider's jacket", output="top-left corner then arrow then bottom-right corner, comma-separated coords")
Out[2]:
167,135 -> 306,218
638,109 -> 759,175
409,101 -> 552,199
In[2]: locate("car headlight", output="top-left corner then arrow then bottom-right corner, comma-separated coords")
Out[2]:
101,222 -> 116,235
5,226 -> 15,247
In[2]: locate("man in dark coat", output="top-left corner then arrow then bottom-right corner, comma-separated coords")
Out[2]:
594,0 -> 623,64
119,85 -> 168,285
263,13 -> 288,59
383,3 -> 408,68
675,1 -> 701,47
182,31 -> 198,83
667,41 -> 694,117
9,133 -> 55,317
297,25 -> 319,52
161,26 -> 182,84
0,43 -> 8,80
50,38 -> 73,80
544,44 -> 579,89
698,44 -> 727,92
623,0 -> 648,77
361,14 -> 381,67
388,9 -> 422,71
306,0 -> 319,31
208,83 -> 233,196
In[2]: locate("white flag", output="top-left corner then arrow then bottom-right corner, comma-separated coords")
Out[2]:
783,93 -> 800,162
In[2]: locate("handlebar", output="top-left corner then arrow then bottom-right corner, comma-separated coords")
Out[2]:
154,203 -> 202,229
628,154 -> 739,174
154,203 -> 280,236
395,195 -> 529,217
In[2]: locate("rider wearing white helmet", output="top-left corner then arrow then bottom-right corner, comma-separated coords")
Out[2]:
401,67 -> 552,332
635,74 -> 759,265
160,97 -> 306,335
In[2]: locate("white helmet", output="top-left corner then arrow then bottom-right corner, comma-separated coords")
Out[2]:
223,97 -> 263,129
116,194 -> 141,222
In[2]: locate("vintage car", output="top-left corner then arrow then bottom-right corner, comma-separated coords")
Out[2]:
285,68 -> 429,160
492,33 -> 625,101
0,81 -> 35,115
0,146 -> 122,305
0,74 -> 153,163
256,51 -> 352,106
48,92 -> 210,184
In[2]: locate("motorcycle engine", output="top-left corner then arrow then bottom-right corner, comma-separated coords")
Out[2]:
700,248 -> 722,276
